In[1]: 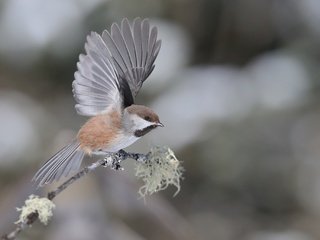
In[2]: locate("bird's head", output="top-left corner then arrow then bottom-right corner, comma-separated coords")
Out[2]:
124,105 -> 164,137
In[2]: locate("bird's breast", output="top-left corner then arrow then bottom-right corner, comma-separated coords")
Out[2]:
77,110 -> 122,154
105,134 -> 140,152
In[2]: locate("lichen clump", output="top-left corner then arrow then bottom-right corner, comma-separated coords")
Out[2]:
135,146 -> 184,198
16,195 -> 55,225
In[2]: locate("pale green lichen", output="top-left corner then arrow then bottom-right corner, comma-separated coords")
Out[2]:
135,146 -> 184,198
15,195 -> 55,225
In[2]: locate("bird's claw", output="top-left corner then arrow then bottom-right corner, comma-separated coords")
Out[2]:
111,150 -> 126,170
101,150 -> 127,170
111,162 -> 123,171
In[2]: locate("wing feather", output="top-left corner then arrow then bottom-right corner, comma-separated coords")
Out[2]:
102,29 -> 127,76
73,18 -> 161,116
102,17 -> 161,97
73,32 -> 121,116
141,19 -> 150,67
111,24 -> 133,77
122,19 -> 136,68
133,18 -> 143,69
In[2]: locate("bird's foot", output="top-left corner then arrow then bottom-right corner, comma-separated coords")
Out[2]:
109,150 -> 126,171
112,162 -> 123,171
101,149 -> 136,170
101,155 -> 123,170
112,149 -> 128,170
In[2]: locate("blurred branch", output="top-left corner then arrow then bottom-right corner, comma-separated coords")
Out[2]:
1,150 -> 149,240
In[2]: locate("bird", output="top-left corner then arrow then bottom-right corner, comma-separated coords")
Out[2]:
33,18 -> 163,187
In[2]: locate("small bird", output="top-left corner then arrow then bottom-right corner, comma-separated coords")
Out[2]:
33,18 -> 163,186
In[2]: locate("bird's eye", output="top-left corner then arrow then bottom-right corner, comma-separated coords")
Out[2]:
144,116 -> 151,121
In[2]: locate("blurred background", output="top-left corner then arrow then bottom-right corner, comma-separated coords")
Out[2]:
1,0 -> 320,239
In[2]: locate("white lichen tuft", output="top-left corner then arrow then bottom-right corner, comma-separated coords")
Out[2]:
15,195 -> 55,225
135,146 -> 184,198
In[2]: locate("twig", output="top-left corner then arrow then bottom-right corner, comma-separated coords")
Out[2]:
47,158 -> 106,200
1,150 -> 148,240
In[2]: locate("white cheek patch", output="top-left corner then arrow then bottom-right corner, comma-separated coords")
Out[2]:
132,115 -> 153,130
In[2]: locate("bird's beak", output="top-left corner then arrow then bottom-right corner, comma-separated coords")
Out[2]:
156,122 -> 164,127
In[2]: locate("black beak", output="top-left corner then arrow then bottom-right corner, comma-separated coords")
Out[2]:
156,122 -> 164,127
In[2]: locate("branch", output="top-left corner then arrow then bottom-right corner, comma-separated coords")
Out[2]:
1,150 -> 148,240
2,147 -> 182,240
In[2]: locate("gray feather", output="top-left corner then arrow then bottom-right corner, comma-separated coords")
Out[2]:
32,140 -> 85,187
133,18 -> 143,68
73,18 -> 161,116
102,17 -> 161,97
122,19 -> 136,68
141,19 -> 150,67
73,32 -> 121,116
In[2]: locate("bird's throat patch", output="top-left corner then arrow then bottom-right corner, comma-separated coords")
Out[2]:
134,125 -> 156,137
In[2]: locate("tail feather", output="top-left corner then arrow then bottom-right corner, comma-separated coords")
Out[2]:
33,140 -> 85,187
59,150 -> 83,179
40,142 -> 77,182
41,143 -> 78,183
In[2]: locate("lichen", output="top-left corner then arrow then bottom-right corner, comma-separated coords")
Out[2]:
135,146 -> 184,198
15,195 -> 55,225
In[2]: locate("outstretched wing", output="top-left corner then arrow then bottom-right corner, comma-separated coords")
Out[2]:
73,18 -> 160,116
73,32 -> 126,116
102,18 -> 161,97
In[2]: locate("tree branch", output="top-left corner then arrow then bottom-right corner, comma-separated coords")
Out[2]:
1,150 -> 148,240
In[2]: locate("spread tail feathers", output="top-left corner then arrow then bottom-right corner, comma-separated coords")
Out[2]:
33,140 -> 85,187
